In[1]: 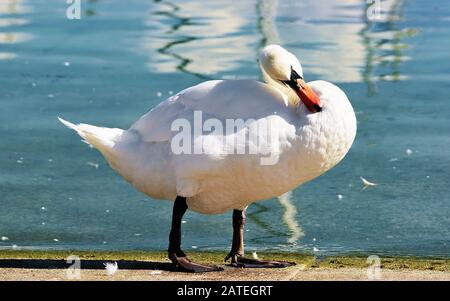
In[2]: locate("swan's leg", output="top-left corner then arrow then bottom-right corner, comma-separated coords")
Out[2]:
225,208 -> 296,268
168,196 -> 223,273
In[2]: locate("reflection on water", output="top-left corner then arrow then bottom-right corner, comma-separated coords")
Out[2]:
143,0 -> 414,89
0,18 -> 28,27
0,0 -> 31,60
261,0 -> 415,90
0,0 -> 31,14
278,192 -> 304,244
275,0 -> 366,83
247,203 -> 284,239
362,0 -> 415,94
142,0 -> 258,77
274,0 -> 413,87
141,0 -> 414,89
85,0 -> 99,17
256,0 -> 280,46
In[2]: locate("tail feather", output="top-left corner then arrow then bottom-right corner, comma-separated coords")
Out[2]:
58,117 -> 125,160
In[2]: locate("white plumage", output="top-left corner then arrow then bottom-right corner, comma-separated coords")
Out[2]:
59,45 -> 356,215
104,262 -> 118,276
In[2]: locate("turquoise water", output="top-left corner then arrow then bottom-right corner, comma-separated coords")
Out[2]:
1,0 -> 449,257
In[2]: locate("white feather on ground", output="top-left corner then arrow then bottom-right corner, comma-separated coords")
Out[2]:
104,262 -> 118,276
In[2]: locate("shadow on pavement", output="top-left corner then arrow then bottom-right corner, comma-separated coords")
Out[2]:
0,259 -> 178,271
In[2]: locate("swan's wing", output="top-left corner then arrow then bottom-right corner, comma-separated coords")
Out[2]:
129,80 -> 299,198
129,80 -> 295,142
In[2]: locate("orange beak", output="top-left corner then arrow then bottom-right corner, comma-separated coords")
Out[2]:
293,79 -> 322,113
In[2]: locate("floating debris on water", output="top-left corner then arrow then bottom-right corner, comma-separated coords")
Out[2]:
360,177 -> 378,190
156,92 -> 162,97
168,91 -> 173,95
1,236 -> 9,241
41,206 -> 46,211
313,247 -> 320,252
389,158 -> 398,162
134,233 -> 141,236
181,220 -> 187,224
312,238 -> 317,242
47,94 -> 55,98
191,246 -> 198,249
406,149 -> 413,155
53,238 -> 59,242
63,61 -> 71,67
87,161 -> 99,169
337,194 -> 343,200
104,262 -> 118,276
12,244 -> 18,249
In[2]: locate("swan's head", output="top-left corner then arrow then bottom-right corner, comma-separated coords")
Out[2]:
259,44 -> 322,113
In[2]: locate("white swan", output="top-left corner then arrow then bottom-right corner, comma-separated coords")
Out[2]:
59,45 -> 356,272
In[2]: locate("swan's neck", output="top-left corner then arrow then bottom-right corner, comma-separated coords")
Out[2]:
283,88 -> 301,108
260,66 -> 301,108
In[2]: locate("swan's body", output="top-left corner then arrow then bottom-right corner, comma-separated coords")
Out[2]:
60,79 -> 355,214
60,45 -> 357,271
